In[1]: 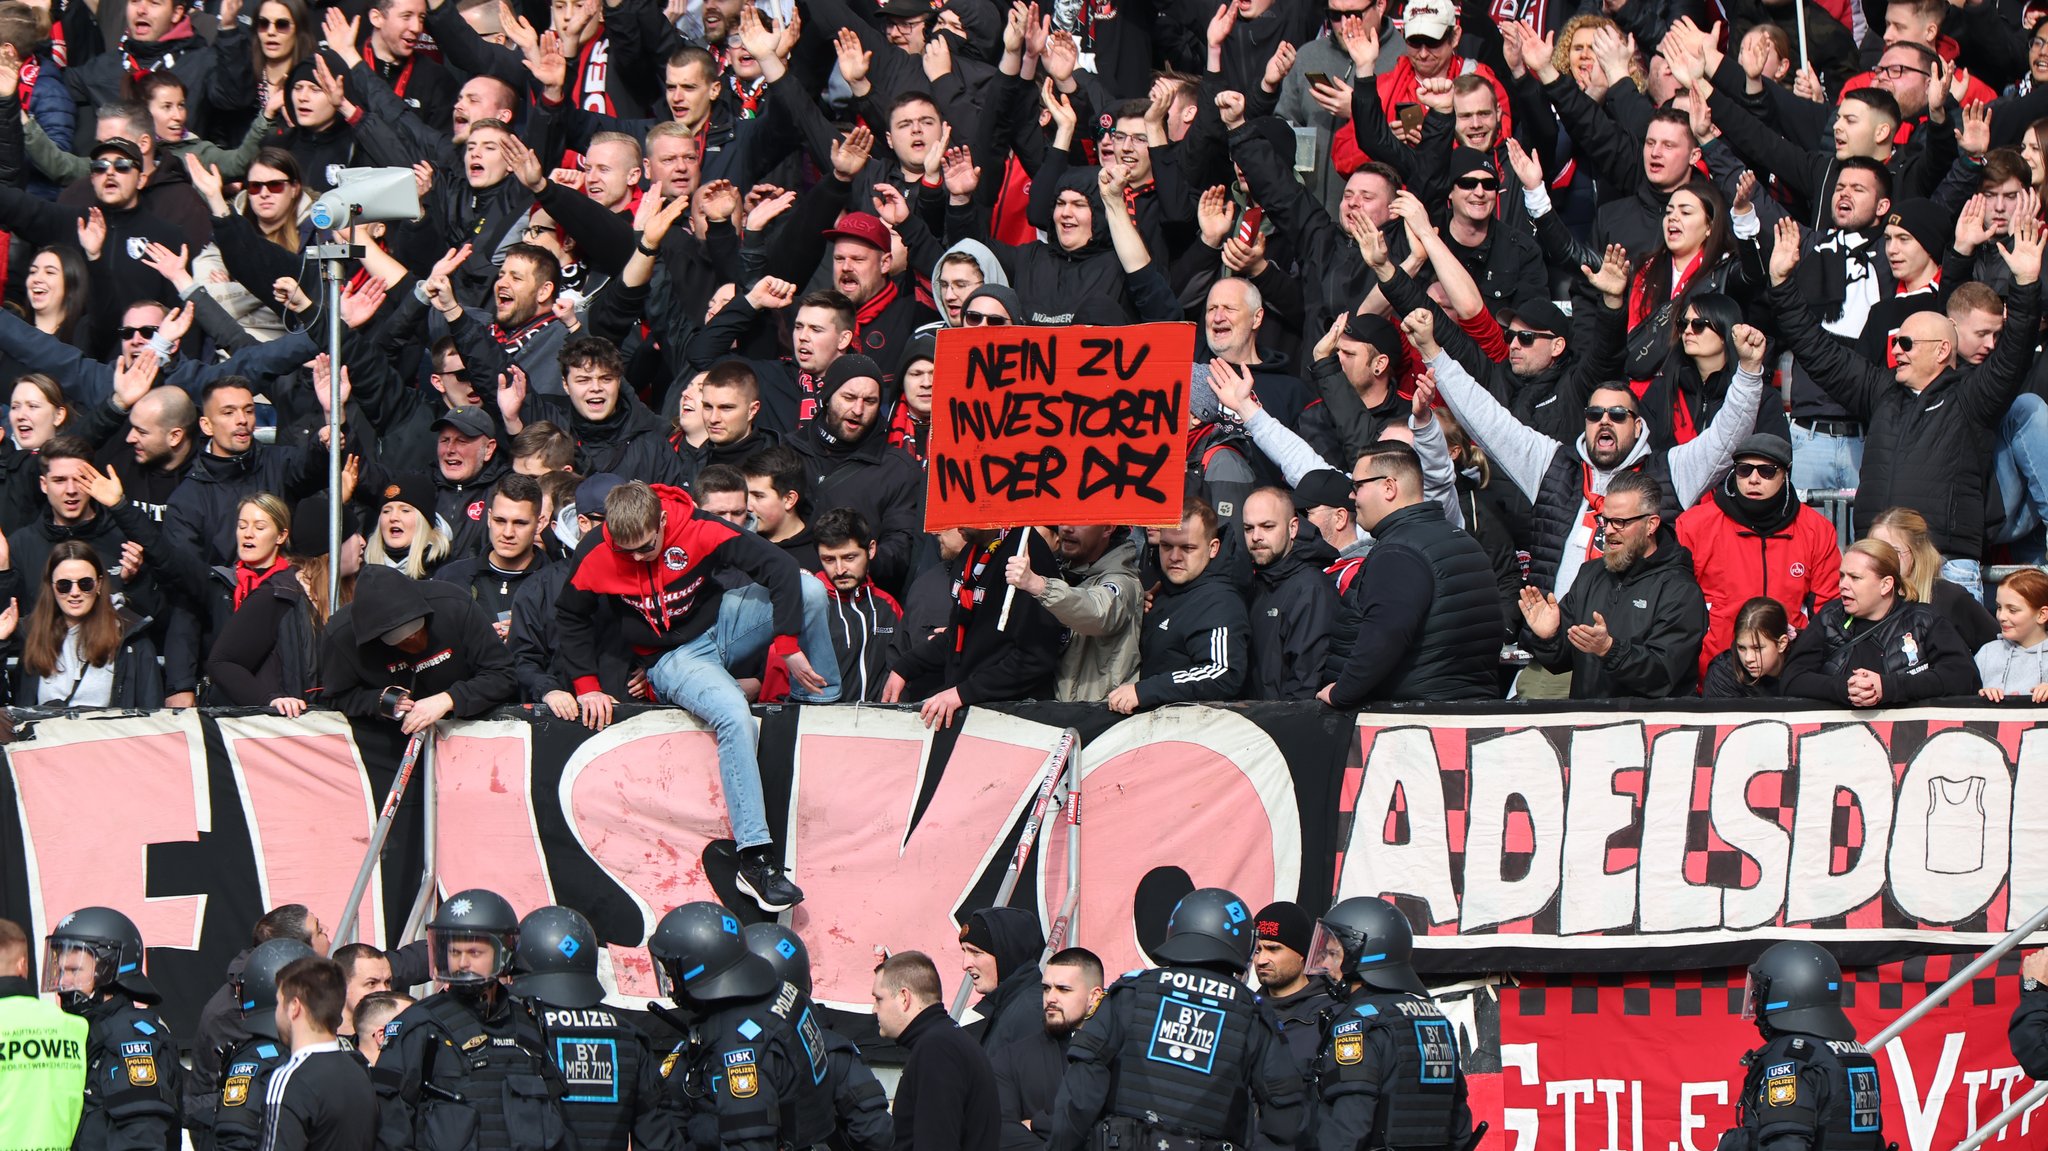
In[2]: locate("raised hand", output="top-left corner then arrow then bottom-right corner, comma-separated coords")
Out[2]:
1206,357 -> 1256,416
1792,62 -> 1824,103
111,347 -> 160,409
1338,14 -> 1380,74
1399,305 -> 1437,358
1414,76 -> 1453,114
640,187 -> 691,248
322,6 -> 364,69
1592,23 -> 1637,86
1040,76 -> 1077,138
502,134 -> 546,192
1581,242 -> 1631,299
1411,368 -> 1439,423
1262,40 -> 1296,92
274,276 -> 314,313
526,29 -> 568,91
340,275 -> 388,328
1566,610 -> 1614,656
1961,101 -> 1992,157
1503,136 -> 1543,190
1041,29 -> 1077,81
872,182 -> 911,227
311,352 -> 352,413
1730,323 -> 1767,374
1221,229 -> 1268,275
1518,585 -> 1563,638
835,26 -> 870,87
746,276 -> 798,311
745,187 -> 798,232
2002,214 -> 2045,285
1768,216 -> 1802,284
1513,21 -> 1559,83
76,207 -> 106,260
140,241 -> 194,293
412,160 -> 434,199
941,145 -> 981,201
157,301 -> 196,344
312,51 -> 352,121
1954,194 -> 1994,252
1206,1 -> 1237,49
1215,89 -> 1247,129
831,124 -> 874,181
497,365 -> 528,427
1731,168 -> 1756,215
1349,211 -> 1390,270
696,178 -> 740,223
1197,185 -> 1234,248
923,30 -> 953,80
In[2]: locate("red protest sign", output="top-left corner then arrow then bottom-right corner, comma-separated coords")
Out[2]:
923,322 -> 1195,531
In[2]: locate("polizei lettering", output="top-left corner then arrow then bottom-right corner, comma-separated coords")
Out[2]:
542,1008 -> 620,1029
1156,970 -> 1240,999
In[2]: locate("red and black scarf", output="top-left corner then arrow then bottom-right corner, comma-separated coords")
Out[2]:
118,20 -> 192,83
491,311 -> 557,353
951,533 -> 1004,650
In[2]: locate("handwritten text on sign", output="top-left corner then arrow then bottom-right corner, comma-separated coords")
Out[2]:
924,323 -> 1194,531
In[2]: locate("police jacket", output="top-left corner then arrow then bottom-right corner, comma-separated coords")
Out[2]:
657,983 -> 835,1151
1675,478 -> 1843,685
1035,534 -> 1143,703
0,976 -> 86,1151
1768,274 -> 2041,561
2010,983 -> 2048,1080
890,1004 -> 1000,1151
1326,501 -> 1503,705
371,989 -> 576,1151
251,1043 -> 377,1151
822,1029 -> 892,1151
1046,964 -> 1306,1151
1729,1032 -> 1886,1151
1316,989 -> 1475,1151
187,952 -> 254,1129
1523,528 -> 1709,700
1249,543 -> 1338,701
209,1034 -> 289,1151
1781,599 -> 1982,705
531,1001 -> 681,1151
320,568 -> 519,721
77,994 -> 181,1151
1134,565 -> 1249,707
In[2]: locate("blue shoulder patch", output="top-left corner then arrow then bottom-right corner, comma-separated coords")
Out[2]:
1355,1004 -> 1379,1018
132,1020 -> 157,1035
735,1019 -> 763,1041
255,1044 -> 279,1059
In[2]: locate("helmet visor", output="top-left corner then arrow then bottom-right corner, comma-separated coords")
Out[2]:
1304,920 -> 1352,982
41,940 -> 111,997
429,928 -> 511,985
653,955 -> 675,1000
1742,970 -> 1766,1022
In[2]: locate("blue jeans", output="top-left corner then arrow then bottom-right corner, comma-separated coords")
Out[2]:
1790,422 -> 1865,492
1940,558 -> 1984,605
1995,393 -> 2048,548
644,579 -> 841,849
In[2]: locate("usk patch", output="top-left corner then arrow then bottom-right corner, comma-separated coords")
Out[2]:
124,1054 -> 157,1087
1764,1061 -> 1798,1107
725,1048 -> 759,1098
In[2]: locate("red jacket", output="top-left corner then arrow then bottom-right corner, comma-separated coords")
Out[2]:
556,484 -> 804,695
1331,57 -> 1511,176
1676,484 -> 1842,685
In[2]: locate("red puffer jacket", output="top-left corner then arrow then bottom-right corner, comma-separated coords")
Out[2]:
1676,480 -> 1843,686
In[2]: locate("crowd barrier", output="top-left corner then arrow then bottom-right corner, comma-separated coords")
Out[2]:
1,700 -> 2041,1151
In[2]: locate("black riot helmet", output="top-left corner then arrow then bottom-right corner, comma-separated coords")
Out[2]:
426,889 -> 520,992
42,906 -> 159,1011
648,902 -> 777,1004
235,939 -> 318,1037
1150,888 -> 1256,973
1744,941 -> 1855,1040
511,906 -> 605,1009
1305,896 -> 1427,995
744,923 -> 812,996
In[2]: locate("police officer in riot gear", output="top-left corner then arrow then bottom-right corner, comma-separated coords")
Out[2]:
371,889 -> 579,1151
1046,887 -> 1307,1151
648,902 -> 835,1151
44,906 -> 182,1151
1718,941 -> 1888,1151
209,938 -> 317,1151
1303,897 -> 1481,1151
509,905 -> 681,1151
742,922 -> 893,1151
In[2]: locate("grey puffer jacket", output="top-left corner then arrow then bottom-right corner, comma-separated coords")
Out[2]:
1037,534 -> 1143,704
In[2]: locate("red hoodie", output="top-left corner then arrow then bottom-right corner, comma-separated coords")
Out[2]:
557,484 -> 804,695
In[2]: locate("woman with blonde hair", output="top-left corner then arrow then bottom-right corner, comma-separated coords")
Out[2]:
367,474 -> 452,579
1783,538 -> 1979,705
1869,507 -> 1995,650
207,495 -> 364,713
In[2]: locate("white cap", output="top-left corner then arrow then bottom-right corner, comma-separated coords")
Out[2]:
1401,0 -> 1456,42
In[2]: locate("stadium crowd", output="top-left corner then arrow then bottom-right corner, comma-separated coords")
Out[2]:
0,0 -> 2045,873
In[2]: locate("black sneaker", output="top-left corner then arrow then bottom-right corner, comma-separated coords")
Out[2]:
735,850 -> 804,912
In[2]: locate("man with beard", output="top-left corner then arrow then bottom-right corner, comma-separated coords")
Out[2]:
106,386 -> 199,523
1518,471 -> 1708,699
1243,487 -> 1337,701
814,210 -> 935,387
1252,902 -> 1341,1074
424,241 -> 569,397
509,336 -> 685,487
787,355 -> 924,596
1001,524 -> 1142,703
1676,435 -> 1843,683
993,949 -> 1105,1151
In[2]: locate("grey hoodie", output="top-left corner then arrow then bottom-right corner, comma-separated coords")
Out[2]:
1975,636 -> 2048,694
933,239 -> 1011,326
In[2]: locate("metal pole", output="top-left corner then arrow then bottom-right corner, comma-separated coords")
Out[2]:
1953,1081 -> 2048,1151
1793,0 -> 1810,73
324,252 -> 345,613
948,728 -> 1080,1020
331,731 -> 427,952
1044,738 -> 1082,954
401,733 -> 439,946
1865,899 -> 2048,1050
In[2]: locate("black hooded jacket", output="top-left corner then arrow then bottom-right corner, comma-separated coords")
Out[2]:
790,418 -> 925,598
1248,541 -> 1337,701
1524,527 -> 1708,699
964,907 -> 1048,1056
532,394 -> 689,489
317,566 -> 519,719
944,168 -> 1132,325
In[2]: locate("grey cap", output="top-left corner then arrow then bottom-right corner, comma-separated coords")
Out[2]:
1733,433 -> 1793,469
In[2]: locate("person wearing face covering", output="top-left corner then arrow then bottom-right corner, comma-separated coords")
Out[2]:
958,908 -> 1048,1056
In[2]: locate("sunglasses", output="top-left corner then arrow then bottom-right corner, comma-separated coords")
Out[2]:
1584,405 -> 1637,424
1452,175 -> 1500,191
1407,32 -> 1449,49
1506,329 -> 1557,346
53,576 -> 98,595
1733,462 -> 1783,479
117,325 -> 161,341
962,310 -> 1009,326
255,16 -> 293,29
89,158 -> 140,174
1595,512 -> 1653,530
245,178 -> 296,195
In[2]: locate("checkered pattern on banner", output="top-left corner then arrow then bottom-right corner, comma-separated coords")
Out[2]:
1507,953 -> 2028,1019
1337,718 -> 2036,937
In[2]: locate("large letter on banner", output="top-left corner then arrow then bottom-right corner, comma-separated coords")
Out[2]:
216,713 -> 383,947
10,712 -> 211,949
925,322 -> 1194,530
787,707 -> 1067,1010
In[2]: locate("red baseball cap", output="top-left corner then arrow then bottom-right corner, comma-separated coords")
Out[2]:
822,211 -> 891,251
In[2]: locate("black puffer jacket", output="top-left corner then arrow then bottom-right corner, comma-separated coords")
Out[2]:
1782,599 -> 1981,705
1327,500 -> 1503,705
1523,527 -> 1708,699
1248,542 -> 1337,701
1769,275 -> 2041,560
963,907 -> 1047,1057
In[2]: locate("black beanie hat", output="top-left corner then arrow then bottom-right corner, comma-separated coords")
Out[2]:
1254,901 -> 1315,956
820,354 -> 884,407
